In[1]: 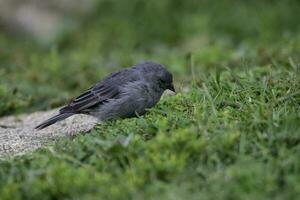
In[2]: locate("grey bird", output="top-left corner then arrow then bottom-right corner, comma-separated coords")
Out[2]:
35,61 -> 175,130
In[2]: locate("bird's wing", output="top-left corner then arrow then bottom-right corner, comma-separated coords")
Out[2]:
59,67 -> 139,114
59,81 -> 120,113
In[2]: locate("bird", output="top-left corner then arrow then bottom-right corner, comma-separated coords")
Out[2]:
35,61 -> 175,130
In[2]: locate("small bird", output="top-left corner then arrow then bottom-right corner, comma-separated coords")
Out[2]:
35,61 -> 175,130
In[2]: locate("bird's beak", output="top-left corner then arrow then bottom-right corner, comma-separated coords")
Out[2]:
168,83 -> 176,93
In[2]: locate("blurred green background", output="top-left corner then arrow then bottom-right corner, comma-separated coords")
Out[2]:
1,0 -> 299,116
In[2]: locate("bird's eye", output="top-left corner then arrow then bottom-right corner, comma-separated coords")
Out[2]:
160,79 -> 166,84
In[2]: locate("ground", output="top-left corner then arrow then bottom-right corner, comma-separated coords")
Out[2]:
0,1 -> 300,199
0,109 -> 97,156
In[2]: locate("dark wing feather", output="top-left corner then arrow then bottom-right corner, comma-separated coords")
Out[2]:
59,67 -> 139,114
59,82 -> 119,113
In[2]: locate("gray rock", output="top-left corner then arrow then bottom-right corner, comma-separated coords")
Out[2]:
0,109 -> 98,157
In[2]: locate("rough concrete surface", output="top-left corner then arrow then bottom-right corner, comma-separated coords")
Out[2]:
0,109 -> 98,157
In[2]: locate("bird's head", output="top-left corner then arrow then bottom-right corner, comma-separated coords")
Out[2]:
139,61 -> 175,93
156,68 -> 175,93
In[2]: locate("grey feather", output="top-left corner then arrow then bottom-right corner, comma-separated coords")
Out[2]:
35,113 -> 73,130
35,61 -> 175,130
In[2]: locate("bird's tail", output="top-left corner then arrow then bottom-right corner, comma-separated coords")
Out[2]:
35,112 -> 73,130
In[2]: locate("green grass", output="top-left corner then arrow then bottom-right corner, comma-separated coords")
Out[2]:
1,65 -> 300,199
1,0 -> 300,199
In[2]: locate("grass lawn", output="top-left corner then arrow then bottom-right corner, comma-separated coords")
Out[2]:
0,1 -> 300,199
